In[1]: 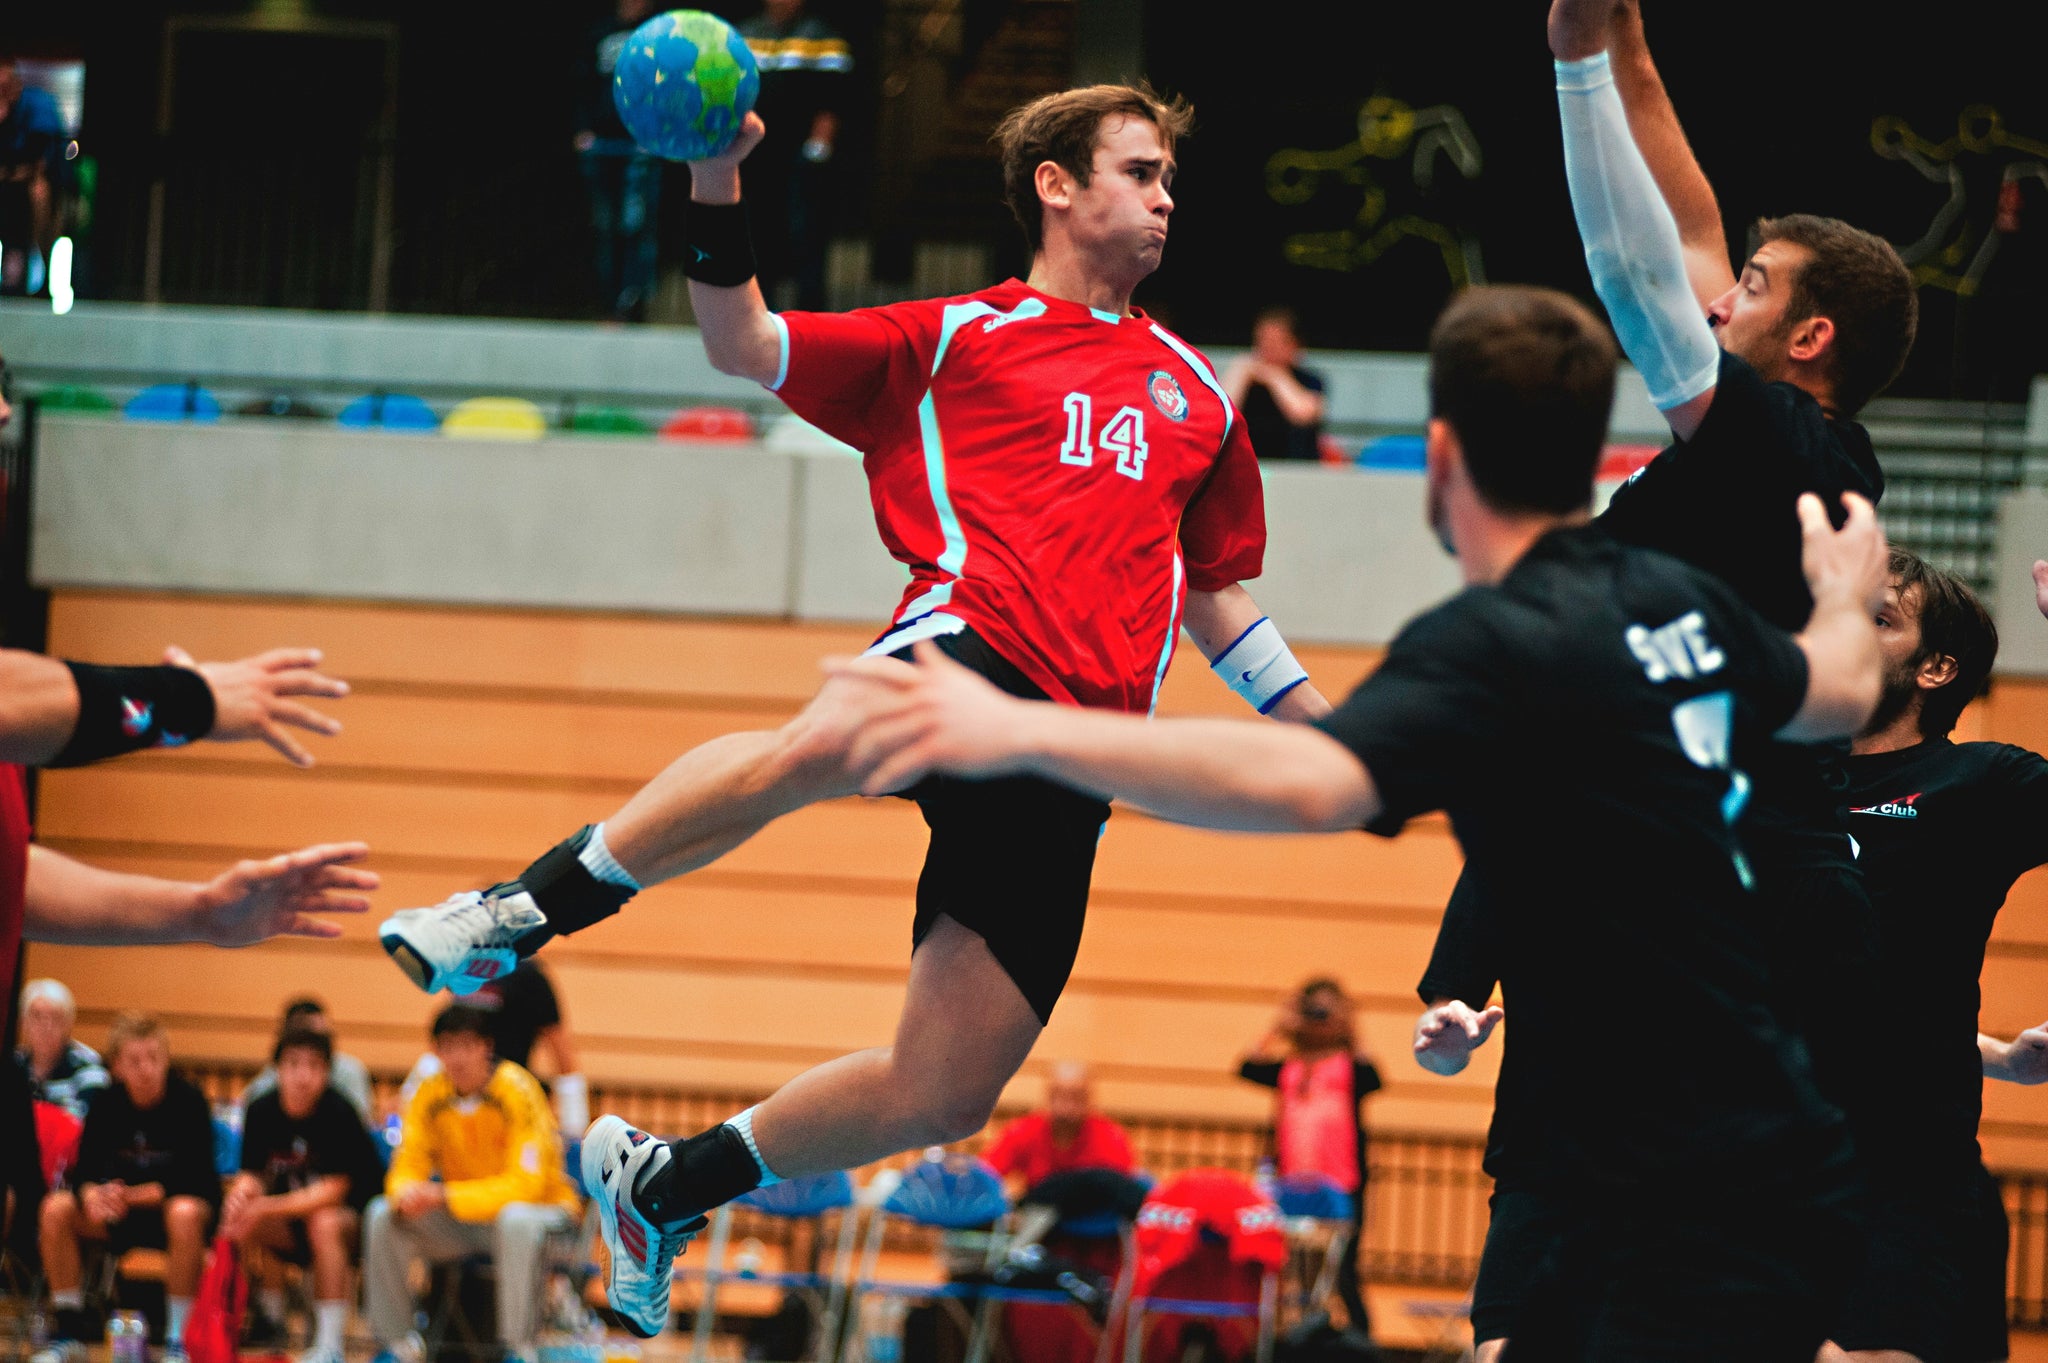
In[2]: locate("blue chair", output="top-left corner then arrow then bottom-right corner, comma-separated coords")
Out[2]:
838,1155 -> 1010,1363
681,1170 -> 861,1363
338,392 -> 439,431
124,382 -> 221,423
1355,433 -> 1426,471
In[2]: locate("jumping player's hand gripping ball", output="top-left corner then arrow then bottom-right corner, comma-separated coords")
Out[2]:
611,9 -> 761,162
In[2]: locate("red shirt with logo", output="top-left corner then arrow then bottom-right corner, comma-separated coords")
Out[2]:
981,1110 -> 1135,1187
771,279 -> 1266,713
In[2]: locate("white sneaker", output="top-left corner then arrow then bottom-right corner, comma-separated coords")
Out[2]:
297,1347 -> 347,1363
370,1331 -> 425,1363
379,888 -> 547,995
582,1114 -> 704,1338
159,1345 -> 189,1363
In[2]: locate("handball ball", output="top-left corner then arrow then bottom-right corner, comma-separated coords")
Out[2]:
611,10 -> 761,162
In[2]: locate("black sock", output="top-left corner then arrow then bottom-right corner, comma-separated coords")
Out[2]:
632,1124 -> 762,1228
53,1307 -> 91,1341
499,825 -> 635,953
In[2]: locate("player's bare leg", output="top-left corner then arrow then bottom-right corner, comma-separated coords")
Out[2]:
742,913 -> 1042,1174
581,914 -> 1041,1337
379,673 -> 877,992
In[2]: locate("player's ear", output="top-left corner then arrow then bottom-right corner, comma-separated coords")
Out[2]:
1425,418 -> 1462,483
1916,650 -> 1960,691
1034,159 -> 1072,214
1786,312 -> 1834,366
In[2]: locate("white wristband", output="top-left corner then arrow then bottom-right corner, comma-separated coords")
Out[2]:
553,1072 -> 589,1134
1211,617 -> 1309,715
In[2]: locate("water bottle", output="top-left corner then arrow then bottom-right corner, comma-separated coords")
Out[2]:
860,1297 -> 907,1363
1253,1159 -> 1278,1203
108,1310 -> 150,1363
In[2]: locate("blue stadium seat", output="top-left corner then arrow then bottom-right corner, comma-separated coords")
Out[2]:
124,382 -> 221,423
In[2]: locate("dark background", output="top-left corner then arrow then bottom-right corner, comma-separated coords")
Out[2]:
7,0 -> 2047,398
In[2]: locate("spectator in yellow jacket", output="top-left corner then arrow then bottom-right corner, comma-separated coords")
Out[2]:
364,1004 -> 581,1363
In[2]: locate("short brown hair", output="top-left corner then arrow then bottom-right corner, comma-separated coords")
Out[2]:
995,83 -> 1193,255
1427,285 -> 1618,515
1753,214 -> 1918,416
105,1011 -> 166,1065
1889,547 -> 1997,739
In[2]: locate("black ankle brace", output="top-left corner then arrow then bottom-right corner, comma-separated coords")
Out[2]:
633,1124 -> 761,1227
502,825 -> 635,951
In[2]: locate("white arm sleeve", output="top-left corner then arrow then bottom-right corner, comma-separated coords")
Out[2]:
1556,52 -> 1720,412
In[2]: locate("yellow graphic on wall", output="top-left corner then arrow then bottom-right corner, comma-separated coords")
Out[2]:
1265,94 -> 1485,287
1872,105 -> 2048,297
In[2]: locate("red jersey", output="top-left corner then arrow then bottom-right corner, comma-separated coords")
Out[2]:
771,279 -> 1266,713
982,1110 -> 1135,1186
2,764 -> 30,1032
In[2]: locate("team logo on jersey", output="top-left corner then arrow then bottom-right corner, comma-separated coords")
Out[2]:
1850,792 -> 1922,819
1147,370 -> 1189,421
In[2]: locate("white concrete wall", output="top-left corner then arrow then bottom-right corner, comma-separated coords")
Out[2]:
29,415 -> 1458,646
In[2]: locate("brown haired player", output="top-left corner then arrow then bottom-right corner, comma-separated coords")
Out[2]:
377,84 -> 1330,1336
1410,4 -> 1922,1356
830,282 -> 1890,1360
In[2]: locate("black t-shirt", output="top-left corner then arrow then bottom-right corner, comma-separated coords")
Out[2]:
578,19 -> 639,143
472,960 -> 561,1071
239,1088 -> 385,1212
738,12 -> 850,174
1238,1054 -> 1382,1190
76,1072 -> 219,1205
1322,524 -> 1844,1196
1841,738 -> 2048,1171
1240,366 -> 1326,463
1603,349 -> 1883,874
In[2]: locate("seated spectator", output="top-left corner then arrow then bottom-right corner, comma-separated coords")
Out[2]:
226,1026 -> 386,1363
365,1004 -> 581,1363
35,1013 -> 217,1363
984,1061 -> 1135,1196
1222,307 -> 1328,462
243,995 -> 375,1125
16,978 -> 109,1121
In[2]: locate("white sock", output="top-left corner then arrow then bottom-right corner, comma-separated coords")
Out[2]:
260,1287 -> 289,1322
51,1289 -> 84,1311
578,823 -> 641,891
726,1106 -> 783,1188
167,1297 -> 193,1345
315,1301 -> 348,1356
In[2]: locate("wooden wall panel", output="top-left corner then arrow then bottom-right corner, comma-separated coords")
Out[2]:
34,591 -> 2048,1166
30,591 -> 1477,1144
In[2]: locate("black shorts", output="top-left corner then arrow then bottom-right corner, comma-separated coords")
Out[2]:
1833,1164 -> 2009,1363
884,624 -> 1110,1026
1470,1188 -> 1568,1345
1483,1185 -> 1857,1362
105,1205 -> 168,1255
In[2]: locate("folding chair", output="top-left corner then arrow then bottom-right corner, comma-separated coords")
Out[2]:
974,1171 -> 1151,1363
675,1171 -> 861,1362
1112,1172 -> 1284,1363
838,1156 -> 1009,1363
1271,1174 -> 1355,1332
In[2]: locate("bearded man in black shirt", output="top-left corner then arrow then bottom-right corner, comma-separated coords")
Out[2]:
1824,549 -> 2039,1363
829,282 -> 1889,1362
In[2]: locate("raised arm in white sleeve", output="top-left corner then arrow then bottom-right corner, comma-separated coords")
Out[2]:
1556,51 -> 1720,414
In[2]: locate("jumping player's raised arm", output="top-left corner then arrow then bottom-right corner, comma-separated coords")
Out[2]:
681,114 -> 784,386
1549,0 -> 1721,440
1606,1 -> 1734,308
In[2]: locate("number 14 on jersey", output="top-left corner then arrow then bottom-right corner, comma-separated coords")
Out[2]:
1059,392 -> 1149,481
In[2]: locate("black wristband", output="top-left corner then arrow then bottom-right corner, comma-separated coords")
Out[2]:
682,200 -> 759,287
49,662 -> 217,768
